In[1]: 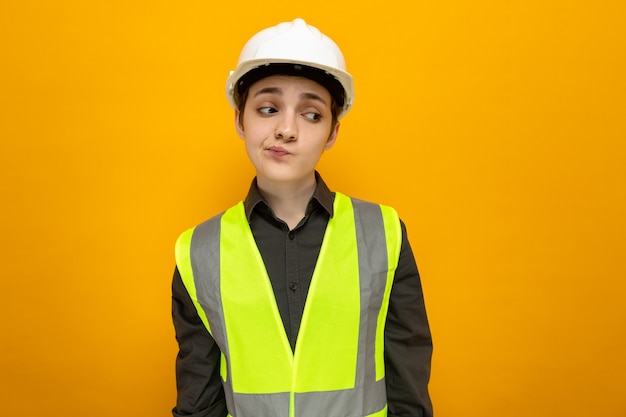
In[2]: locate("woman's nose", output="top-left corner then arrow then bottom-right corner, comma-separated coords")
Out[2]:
274,113 -> 298,141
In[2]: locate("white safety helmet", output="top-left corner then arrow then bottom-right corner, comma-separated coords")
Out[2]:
226,18 -> 354,119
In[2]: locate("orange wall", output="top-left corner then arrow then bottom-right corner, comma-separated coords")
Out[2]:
1,1 -> 625,416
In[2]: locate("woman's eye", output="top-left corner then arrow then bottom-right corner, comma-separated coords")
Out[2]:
258,107 -> 277,115
303,112 -> 321,122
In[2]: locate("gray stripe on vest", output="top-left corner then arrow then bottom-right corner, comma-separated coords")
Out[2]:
352,198 -> 388,385
295,198 -> 388,417
190,215 -> 237,415
233,392 -> 290,417
295,378 -> 386,417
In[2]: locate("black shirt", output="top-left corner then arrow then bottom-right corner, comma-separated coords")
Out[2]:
172,174 -> 433,417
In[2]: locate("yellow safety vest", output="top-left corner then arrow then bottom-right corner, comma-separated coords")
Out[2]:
175,192 -> 401,417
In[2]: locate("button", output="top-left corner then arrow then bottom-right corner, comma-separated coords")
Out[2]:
289,282 -> 298,291
288,232 -> 295,240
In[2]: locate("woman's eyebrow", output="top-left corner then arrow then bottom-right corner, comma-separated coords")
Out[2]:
253,87 -> 282,97
300,92 -> 327,105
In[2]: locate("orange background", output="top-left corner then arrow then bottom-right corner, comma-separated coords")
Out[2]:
1,1 -> 625,416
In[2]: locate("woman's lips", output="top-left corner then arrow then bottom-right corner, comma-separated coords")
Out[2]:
267,146 -> 290,157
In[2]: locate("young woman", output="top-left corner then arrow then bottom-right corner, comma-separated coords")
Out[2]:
172,18 -> 433,417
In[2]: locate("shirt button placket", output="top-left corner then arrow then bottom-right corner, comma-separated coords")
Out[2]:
285,228 -> 301,342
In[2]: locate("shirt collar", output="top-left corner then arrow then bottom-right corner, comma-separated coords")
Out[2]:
244,171 -> 335,221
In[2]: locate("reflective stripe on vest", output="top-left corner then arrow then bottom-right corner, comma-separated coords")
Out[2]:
175,192 -> 401,417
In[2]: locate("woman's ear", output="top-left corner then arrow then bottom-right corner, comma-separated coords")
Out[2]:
235,109 -> 245,139
324,121 -> 340,150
